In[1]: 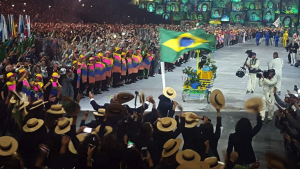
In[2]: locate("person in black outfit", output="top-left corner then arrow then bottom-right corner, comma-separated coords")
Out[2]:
288,39 -> 299,66
226,107 -> 262,166
157,94 -> 175,117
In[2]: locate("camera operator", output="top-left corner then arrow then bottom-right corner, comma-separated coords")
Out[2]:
258,69 -> 277,124
246,52 -> 260,94
269,52 -> 283,95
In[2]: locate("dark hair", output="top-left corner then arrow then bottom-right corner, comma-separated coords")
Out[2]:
44,113 -> 63,130
235,117 -> 252,135
266,10 -> 271,15
201,123 -> 214,141
283,16 -> 292,28
139,122 -> 153,140
273,52 -> 278,58
123,149 -> 146,169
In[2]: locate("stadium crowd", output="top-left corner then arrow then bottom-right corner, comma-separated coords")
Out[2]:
0,1 -> 300,167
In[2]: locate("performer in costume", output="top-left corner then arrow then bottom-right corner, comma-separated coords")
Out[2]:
126,50 -> 134,84
1,72 -> 16,100
94,54 -> 106,94
87,57 -> 95,95
274,33 -> 279,47
120,52 -> 127,86
132,51 -> 140,82
79,55 -> 87,95
17,69 -> 31,100
72,60 -> 80,100
112,48 -> 122,88
283,31 -> 288,47
265,31 -> 269,46
102,51 -> 113,91
43,72 -> 61,103
30,74 -> 44,101
137,49 -> 144,80
143,51 -> 153,79
256,31 -> 261,46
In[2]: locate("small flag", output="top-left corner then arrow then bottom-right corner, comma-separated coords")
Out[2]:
25,15 -> 31,37
2,15 -> 8,42
19,15 -> 25,41
159,28 -> 216,63
273,17 -> 280,28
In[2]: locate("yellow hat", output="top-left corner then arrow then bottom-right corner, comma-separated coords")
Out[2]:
52,72 -> 59,78
73,60 -> 78,64
19,68 -> 26,74
6,72 -> 14,79
97,53 -> 103,57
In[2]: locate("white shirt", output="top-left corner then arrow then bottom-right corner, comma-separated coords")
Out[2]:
259,77 -> 277,102
269,57 -> 284,71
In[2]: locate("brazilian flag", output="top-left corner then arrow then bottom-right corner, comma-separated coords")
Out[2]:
159,28 -> 216,63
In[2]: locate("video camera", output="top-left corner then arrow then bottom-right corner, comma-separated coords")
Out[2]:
256,69 -> 276,79
235,49 -> 254,78
256,70 -> 269,79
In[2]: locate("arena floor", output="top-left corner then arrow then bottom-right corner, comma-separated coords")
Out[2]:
78,39 -> 296,168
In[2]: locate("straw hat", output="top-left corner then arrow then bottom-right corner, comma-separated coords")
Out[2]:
204,157 -> 225,169
30,100 -> 48,110
162,138 -> 182,157
68,133 -> 87,154
0,136 -> 18,156
183,112 -> 199,128
139,91 -> 145,105
46,104 -> 65,114
157,117 -> 177,132
177,162 -> 210,169
210,89 -> 225,109
54,117 -> 73,134
176,149 -> 201,164
23,118 -> 44,132
93,108 -> 105,116
265,152 -> 292,169
163,87 -> 177,99
94,125 -> 113,136
105,104 -> 128,117
10,97 -> 17,104
244,97 -> 263,113
12,101 -> 30,113
117,92 -> 134,104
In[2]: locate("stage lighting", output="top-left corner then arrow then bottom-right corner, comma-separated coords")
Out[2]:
23,10 -> 25,12
79,0 -> 81,2
82,4 -> 84,6
24,3 -> 26,5
49,6 -> 51,8
12,4 -> 14,7
91,5 -> 93,7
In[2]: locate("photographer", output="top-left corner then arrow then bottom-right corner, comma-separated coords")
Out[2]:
258,69 -> 277,123
246,52 -> 260,94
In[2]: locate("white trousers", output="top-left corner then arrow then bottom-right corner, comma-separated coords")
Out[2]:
260,95 -> 275,120
269,38 -> 273,45
275,71 -> 282,91
247,73 -> 257,92
291,53 -> 297,65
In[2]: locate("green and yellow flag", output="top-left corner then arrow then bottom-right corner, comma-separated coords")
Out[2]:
159,28 -> 216,63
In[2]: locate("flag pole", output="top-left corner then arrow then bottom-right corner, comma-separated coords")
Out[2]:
196,50 -> 200,73
161,62 -> 166,89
